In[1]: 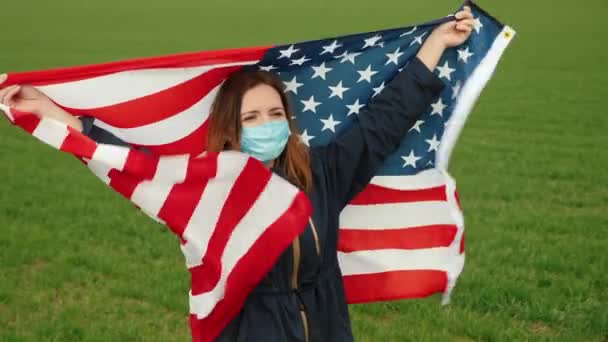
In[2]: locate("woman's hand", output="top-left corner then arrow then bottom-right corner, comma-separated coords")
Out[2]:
0,76 -> 54,116
416,6 -> 475,72
0,74 -> 84,131
430,6 -> 476,49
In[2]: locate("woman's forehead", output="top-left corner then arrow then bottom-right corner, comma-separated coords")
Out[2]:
240,84 -> 284,112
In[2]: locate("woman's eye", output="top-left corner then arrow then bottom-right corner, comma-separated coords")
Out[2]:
272,112 -> 284,117
242,116 -> 255,121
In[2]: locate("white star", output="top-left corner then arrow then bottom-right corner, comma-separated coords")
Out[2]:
425,134 -> 441,152
346,99 -> 365,116
328,81 -> 349,99
372,82 -> 385,97
259,64 -> 278,71
283,76 -> 303,95
320,114 -> 342,133
299,130 -> 315,146
385,47 -> 404,66
300,95 -> 321,114
451,81 -> 462,100
427,160 -> 434,166
279,45 -> 299,59
290,55 -> 311,66
357,65 -> 378,83
311,62 -> 333,80
409,32 -> 428,46
334,50 -> 349,60
362,34 -> 382,49
401,150 -> 421,168
409,120 -> 424,133
340,51 -> 362,64
473,17 -> 484,33
321,40 -> 342,55
436,61 -> 455,81
431,98 -> 447,116
400,26 -> 417,37
457,47 -> 474,63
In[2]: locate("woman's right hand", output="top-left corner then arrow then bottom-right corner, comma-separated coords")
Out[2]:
0,77 -> 54,116
0,74 -> 84,131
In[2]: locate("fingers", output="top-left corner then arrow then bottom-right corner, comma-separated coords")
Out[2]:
455,6 -> 474,20
0,85 -> 21,107
456,19 -> 474,32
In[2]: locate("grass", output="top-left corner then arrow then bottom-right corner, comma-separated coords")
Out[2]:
1,0 -> 607,340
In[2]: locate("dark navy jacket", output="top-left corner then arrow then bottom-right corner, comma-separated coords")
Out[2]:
78,56 -> 444,342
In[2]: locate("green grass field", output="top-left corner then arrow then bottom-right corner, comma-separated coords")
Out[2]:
1,0 -> 606,340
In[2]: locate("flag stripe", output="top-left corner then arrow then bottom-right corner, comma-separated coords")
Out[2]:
349,183 -> 447,205
340,201 -> 456,230
338,224 -> 458,252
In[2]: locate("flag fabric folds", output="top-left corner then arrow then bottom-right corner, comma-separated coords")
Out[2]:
0,1 -> 514,341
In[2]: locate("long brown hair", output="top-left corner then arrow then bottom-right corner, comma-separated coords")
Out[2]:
206,68 -> 313,193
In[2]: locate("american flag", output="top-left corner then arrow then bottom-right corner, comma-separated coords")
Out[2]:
0,2 -> 514,341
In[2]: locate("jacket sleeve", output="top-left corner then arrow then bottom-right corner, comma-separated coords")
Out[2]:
78,116 -> 152,154
311,56 -> 445,208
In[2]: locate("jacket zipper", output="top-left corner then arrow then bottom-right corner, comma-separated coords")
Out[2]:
292,218 -> 320,342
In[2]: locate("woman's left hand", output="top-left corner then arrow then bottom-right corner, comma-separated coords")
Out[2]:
429,6 -> 476,49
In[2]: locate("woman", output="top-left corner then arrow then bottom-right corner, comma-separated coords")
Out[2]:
0,7 -> 475,341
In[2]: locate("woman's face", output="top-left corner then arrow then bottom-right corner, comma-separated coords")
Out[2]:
240,84 -> 287,128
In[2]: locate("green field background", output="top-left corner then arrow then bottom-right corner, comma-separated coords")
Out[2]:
1,0 -> 606,341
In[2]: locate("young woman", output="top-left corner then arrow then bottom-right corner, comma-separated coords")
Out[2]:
0,7 -> 475,341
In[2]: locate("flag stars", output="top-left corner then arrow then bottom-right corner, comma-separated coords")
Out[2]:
357,65 -> 378,83
259,64 -> 278,71
362,34 -> 383,49
300,95 -> 322,114
328,81 -> 350,99
279,45 -> 300,59
385,47 -> 404,66
401,150 -> 421,168
299,129 -> 315,146
321,40 -> 342,55
290,55 -> 311,66
425,134 -> 441,152
372,82 -> 385,97
339,51 -> 362,64
457,47 -> 474,63
400,26 -> 417,37
320,114 -> 342,132
409,31 -> 428,46
431,98 -> 447,116
283,76 -> 303,94
311,62 -> 333,80
451,81 -> 462,100
409,120 -> 424,133
473,17 -> 484,33
436,61 -> 455,81
346,99 -> 365,116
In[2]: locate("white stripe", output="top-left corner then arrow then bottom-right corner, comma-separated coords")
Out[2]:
369,169 -> 447,190
338,247 -> 453,276
92,84 -> 220,146
36,61 -> 258,109
0,103 -> 14,122
130,180 -> 174,219
91,144 -> 130,171
86,160 -> 112,184
153,155 -> 189,183
189,168 -> 301,319
32,118 -> 69,149
437,26 -> 516,169
180,152 -> 249,268
339,200 -> 456,230
441,170 -> 466,305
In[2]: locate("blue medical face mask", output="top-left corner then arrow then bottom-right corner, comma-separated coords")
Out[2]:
240,120 -> 291,163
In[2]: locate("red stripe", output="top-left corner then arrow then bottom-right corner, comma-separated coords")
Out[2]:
459,231 -> 465,254
189,190 -> 312,342
189,158 -> 273,295
338,224 -> 458,252
157,154 -> 219,237
60,127 -> 98,159
3,45 -> 271,86
13,111 -> 40,134
343,270 -> 447,304
349,183 -> 447,205
121,150 -> 159,180
56,66 -> 241,128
